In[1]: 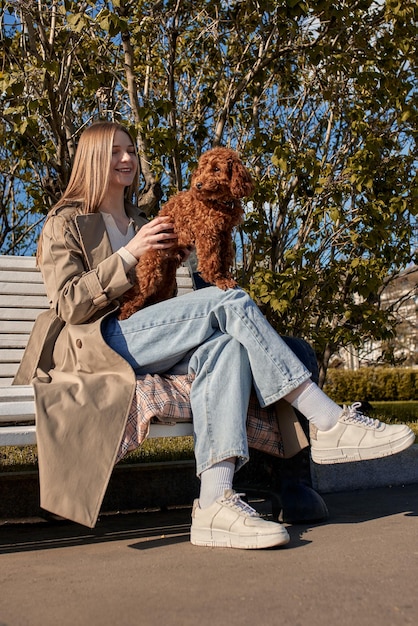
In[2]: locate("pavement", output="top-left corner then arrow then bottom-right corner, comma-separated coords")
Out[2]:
1,481 -> 417,626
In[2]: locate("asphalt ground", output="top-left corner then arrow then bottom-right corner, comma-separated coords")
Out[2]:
0,483 -> 417,626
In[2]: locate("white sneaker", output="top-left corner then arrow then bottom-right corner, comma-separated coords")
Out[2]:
190,489 -> 290,549
311,402 -> 415,464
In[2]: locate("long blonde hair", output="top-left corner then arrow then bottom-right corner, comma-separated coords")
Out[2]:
55,121 -> 139,212
37,121 -> 139,261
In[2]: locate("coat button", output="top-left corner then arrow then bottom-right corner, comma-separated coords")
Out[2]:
76,339 -> 82,348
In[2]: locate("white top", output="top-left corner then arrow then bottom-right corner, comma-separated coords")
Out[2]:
99,211 -> 138,270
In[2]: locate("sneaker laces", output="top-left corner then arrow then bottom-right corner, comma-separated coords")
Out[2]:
221,490 -> 260,517
341,402 -> 380,429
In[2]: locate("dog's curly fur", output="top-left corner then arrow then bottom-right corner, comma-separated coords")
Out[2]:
118,147 -> 254,320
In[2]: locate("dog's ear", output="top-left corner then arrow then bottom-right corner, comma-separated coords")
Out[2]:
230,158 -> 255,198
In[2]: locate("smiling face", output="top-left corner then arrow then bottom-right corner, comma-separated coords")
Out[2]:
107,129 -> 138,192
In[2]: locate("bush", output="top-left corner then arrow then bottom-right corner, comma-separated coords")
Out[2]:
323,367 -> 418,403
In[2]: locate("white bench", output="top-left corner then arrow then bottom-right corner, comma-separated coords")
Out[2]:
0,255 -> 194,448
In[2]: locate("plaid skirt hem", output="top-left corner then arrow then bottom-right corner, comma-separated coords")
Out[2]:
116,373 -> 285,463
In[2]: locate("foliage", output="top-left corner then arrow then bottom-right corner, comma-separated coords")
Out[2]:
1,0 -> 417,376
323,367 -> 418,403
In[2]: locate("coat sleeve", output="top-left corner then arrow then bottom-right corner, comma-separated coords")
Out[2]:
40,212 -> 134,324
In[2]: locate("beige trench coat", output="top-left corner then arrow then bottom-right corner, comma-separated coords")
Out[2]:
14,202 -> 307,528
14,202 -> 149,527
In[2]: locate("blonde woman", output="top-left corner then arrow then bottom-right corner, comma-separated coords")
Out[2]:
16,121 -> 414,549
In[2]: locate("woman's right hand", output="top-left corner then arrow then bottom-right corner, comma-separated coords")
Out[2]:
124,216 -> 178,260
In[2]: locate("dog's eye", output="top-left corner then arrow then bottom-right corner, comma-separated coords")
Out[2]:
213,166 -> 220,172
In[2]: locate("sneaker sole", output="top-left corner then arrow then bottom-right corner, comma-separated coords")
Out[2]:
190,527 -> 290,549
311,429 -> 416,465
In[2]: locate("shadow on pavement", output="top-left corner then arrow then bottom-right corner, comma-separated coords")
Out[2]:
0,507 -> 192,555
0,484 -> 417,555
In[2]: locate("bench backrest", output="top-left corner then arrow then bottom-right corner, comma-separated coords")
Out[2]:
0,255 -> 194,387
0,256 -> 48,386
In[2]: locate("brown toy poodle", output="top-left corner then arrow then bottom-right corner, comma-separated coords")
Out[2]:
118,147 -> 254,319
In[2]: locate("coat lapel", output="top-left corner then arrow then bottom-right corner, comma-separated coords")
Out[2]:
75,213 -> 112,271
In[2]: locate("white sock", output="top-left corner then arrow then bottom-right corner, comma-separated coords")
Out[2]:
286,381 -> 342,431
198,460 -> 235,509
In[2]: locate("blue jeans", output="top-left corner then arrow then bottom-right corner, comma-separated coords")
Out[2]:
102,287 -> 311,474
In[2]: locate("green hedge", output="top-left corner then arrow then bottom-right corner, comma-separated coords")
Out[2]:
323,367 -> 418,403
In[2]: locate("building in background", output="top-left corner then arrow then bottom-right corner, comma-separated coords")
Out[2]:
334,266 -> 418,370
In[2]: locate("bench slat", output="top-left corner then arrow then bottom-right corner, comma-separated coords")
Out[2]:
148,422 -> 193,438
0,363 -> 19,377
0,270 -> 44,284
0,385 -> 34,400
0,320 -> 41,333
0,425 -> 37,446
0,401 -> 194,434
0,400 -> 35,422
0,422 -> 193,447
0,349 -> 24,363
0,378 -> 15,386
0,335 -> 31,348
0,255 -> 37,270
0,282 -> 48,297
0,387 -> 194,423
0,257 -> 190,273
0,352 -> 34,438
0,308 -> 47,322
